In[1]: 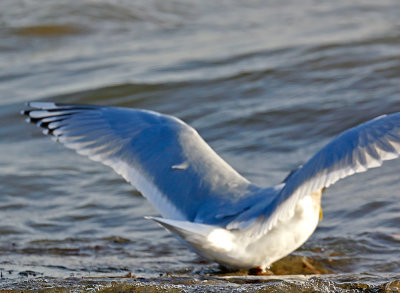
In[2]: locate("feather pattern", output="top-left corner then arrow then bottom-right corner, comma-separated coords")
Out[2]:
22,102 -> 259,223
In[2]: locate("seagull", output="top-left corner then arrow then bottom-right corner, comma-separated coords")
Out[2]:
22,102 -> 400,272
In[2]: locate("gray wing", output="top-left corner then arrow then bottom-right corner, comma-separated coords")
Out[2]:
228,112 -> 400,235
23,102 -> 258,222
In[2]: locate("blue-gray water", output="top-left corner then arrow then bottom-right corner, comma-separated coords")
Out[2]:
1,0 -> 400,291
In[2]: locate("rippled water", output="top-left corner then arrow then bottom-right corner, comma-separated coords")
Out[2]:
1,0 -> 400,291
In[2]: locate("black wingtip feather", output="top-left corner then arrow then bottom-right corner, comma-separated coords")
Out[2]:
23,102 -> 104,137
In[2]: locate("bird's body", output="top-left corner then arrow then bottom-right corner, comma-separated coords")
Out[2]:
23,102 -> 400,271
152,188 -> 322,269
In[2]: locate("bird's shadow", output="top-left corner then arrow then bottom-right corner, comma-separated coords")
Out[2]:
203,255 -> 335,276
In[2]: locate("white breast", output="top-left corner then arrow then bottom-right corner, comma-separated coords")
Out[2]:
204,190 -> 323,270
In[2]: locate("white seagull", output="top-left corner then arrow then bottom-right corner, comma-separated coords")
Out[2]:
23,102 -> 400,272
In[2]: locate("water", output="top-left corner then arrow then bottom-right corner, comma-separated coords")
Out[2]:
1,0 -> 400,291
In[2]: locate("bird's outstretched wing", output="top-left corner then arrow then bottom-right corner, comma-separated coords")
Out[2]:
23,102 -> 257,222
229,113 -> 400,235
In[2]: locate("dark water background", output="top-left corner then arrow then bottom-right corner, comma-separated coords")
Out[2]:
1,0 -> 400,291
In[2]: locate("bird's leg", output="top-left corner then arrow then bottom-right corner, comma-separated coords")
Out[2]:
248,267 -> 273,276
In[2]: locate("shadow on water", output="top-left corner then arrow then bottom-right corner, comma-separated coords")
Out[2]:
10,24 -> 88,37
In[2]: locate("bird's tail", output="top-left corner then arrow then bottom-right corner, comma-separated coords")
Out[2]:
145,216 -> 236,257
